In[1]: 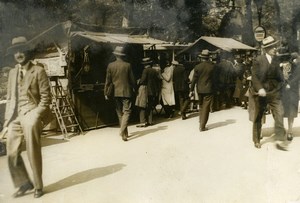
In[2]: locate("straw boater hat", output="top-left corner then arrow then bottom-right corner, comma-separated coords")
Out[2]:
199,49 -> 210,58
6,36 -> 29,55
112,46 -> 126,56
261,36 -> 279,49
141,57 -> 153,65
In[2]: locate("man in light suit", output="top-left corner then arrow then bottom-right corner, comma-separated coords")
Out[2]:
190,49 -> 216,132
251,36 -> 287,150
104,46 -> 136,141
1,36 -> 51,198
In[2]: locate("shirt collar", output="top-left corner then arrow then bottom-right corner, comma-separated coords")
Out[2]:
266,53 -> 272,64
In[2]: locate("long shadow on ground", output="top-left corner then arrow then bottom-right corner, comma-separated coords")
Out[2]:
44,163 -> 126,194
207,119 -> 236,130
128,126 -> 168,140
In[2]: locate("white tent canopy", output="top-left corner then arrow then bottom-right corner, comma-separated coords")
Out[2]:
178,36 -> 257,55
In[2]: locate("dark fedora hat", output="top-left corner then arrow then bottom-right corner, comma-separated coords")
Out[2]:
141,57 -> 153,65
261,36 -> 279,48
112,46 -> 126,56
6,36 -> 30,55
199,49 -> 210,58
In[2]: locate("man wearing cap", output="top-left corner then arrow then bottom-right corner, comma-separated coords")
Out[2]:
1,36 -> 51,198
250,36 -> 287,150
190,49 -> 216,132
104,46 -> 136,141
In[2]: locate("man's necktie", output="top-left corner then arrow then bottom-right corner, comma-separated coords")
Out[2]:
19,67 -> 24,81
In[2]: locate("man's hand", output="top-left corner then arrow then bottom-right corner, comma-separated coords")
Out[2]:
105,95 -> 109,100
286,84 -> 291,89
258,88 -> 267,97
0,127 -> 8,139
189,91 -> 194,98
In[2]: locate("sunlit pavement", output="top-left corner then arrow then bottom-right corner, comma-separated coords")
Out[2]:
1,106 -> 300,203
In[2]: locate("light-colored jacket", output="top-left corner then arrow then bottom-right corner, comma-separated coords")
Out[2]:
161,65 -> 175,106
4,62 -> 51,127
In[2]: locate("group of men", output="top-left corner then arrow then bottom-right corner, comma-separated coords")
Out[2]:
0,33 -> 298,199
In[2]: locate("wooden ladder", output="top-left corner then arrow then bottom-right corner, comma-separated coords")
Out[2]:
50,77 -> 83,139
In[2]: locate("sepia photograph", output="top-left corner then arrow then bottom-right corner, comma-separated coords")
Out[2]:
0,0 -> 300,202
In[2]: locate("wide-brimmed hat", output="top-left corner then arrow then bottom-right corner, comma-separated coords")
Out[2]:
112,46 -> 126,56
141,57 -> 153,65
6,36 -> 29,55
199,49 -> 210,58
261,36 -> 279,48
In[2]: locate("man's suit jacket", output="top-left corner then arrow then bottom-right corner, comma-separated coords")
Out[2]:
139,67 -> 160,97
105,59 -> 136,98
172,64 -> 189,92
4,62 -> 51,127
251,55 -> 284,97
190,61 -> 215,94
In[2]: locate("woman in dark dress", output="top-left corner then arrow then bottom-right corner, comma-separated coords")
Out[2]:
280,52 -> 300,141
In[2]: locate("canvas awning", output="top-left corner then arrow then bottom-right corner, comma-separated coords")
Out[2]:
71,31 -> 169,45
178,36 -> 257,55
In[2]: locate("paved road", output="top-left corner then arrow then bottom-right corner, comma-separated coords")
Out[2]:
1,106 -> 300,203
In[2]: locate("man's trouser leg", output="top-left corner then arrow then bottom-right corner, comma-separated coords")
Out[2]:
7,118 -> 31,188
121,98 -> 132,135
199,94 -> 212,129
268,97 -> 285,139
253,97 -> 266,144
21,112 -> 43,189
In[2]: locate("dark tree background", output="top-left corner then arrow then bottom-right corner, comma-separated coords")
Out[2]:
1,0 -> 300,56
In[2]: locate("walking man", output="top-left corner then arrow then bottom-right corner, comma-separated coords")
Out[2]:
2,36 -> 51,198
172,60 -> 190,120
190,49 -> 216,132
250,36 -> 287,149
104,46 -> 136,141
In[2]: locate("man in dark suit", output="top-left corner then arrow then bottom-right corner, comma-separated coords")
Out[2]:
172,60 -> 190,120
214,51 -> 237,109
190,49 -> 215,132
251,36 -> 287,150
104,46 -> 136,141
1,36 -> 51,198
136,58 -> 161,127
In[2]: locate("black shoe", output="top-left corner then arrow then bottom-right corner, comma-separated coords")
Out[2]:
122,134 -> 128,141
34,189 -> 43,198
199,127 -> 208,132
254,142 -> 261,149
182,115 -> 187,120
13,182 -> 34,198
287,133 -> 293,141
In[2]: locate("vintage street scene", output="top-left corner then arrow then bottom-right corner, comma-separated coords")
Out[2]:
0,0 -> 300,202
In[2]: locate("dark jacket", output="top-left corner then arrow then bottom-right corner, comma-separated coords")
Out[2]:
191,61 -> 215,94
105,59 -> 136,98
251,55 -> 284,97
172,64 -> 189,92
139,67 -> 161,97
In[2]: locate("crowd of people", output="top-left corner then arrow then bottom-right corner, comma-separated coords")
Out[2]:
105,35 -> 300,152
0,33 -> 299,199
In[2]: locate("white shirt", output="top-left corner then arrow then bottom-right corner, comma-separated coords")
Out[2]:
266,53 -> 272,64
